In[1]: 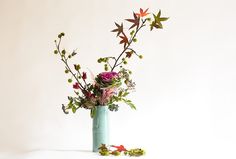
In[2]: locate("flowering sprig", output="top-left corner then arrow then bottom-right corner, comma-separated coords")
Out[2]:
53,8 -> 168,115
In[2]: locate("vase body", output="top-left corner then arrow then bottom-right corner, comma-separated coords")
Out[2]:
92,106 -> 109,152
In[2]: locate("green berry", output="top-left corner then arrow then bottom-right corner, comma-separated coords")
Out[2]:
62,49 -> 66,55
133,38 -> 137,42
130,30 -> 135,36
54,50 -> 58,54
139,55 -> 143,59
124,61 -> 127,64
99,151 -> 110,156
68,79 -> 72,83
68,55 -> 71,58
97,59 -> 102,63
60,32 -> 65,36
65,70 -> 69,74
104,58 -> 108,62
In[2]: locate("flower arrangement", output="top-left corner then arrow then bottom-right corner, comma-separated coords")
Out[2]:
53,8 -> 168,116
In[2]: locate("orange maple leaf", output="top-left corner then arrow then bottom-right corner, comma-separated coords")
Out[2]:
135,8 -> 149,17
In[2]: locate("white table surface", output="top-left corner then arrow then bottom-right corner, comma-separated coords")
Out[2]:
0,150 -> 149,159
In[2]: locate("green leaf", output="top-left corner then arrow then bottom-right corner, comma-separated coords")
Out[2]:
68,103 -> 73,109
159,17 -> 169,21
122,98 -> 136,110
118,91 -> 123,97
157,10 -> 161,18
123,92 -> 129,97
90,108 -> 96,118
72,106 -> 76,113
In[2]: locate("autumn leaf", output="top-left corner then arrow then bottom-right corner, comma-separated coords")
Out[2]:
150,21 -> 162,30
111,22 -> 124,37
119,35 -> 129,48
150,10 -> 169,30
135,8 -> 149,17
126,51 -> 133,58
126,12 -> 140,30
111,145 -> 127,152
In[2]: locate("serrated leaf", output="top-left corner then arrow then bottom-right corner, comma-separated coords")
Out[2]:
126,12 -> 140,30
111,22 -> 124,37
119,35 -> 129,48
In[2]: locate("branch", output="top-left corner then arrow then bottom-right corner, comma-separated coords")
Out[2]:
55,40 -> 86,91
111,19 -> 146,71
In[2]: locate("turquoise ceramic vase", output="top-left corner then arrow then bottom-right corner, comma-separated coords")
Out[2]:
92,106 -> 109,152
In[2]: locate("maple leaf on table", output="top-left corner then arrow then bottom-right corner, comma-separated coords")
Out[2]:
135,8 -> 150,17
126,12 -> 140,30
111,22 -> 124,37
119,35 -> 129,48
150,10 -> 169,30
111,145 -> 127,152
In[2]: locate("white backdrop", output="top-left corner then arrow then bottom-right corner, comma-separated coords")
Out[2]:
0,0 -> 236,158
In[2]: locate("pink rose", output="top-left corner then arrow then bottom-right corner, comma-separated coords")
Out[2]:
98,72 -> 119,82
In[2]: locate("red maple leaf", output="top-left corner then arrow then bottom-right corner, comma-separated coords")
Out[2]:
119,35 -> 129,48
136,8 -> 149,17
111,145 -> 127,152
126,12 -> 140,30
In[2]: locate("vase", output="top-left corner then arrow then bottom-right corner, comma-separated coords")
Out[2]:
92,106 -> 109,152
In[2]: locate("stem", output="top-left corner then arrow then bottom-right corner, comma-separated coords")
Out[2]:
111,19 -> 146,71
55,40 -> 86,91
62,59 -> 86,90
127,48 -> 139,56
77,69 -> 88,86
